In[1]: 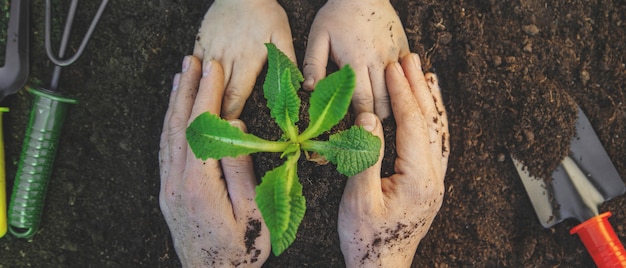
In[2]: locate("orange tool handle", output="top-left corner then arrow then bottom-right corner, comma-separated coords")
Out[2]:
570,212 -> 626,268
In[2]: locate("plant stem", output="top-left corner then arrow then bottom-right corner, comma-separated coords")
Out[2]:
300,140 -> 329,152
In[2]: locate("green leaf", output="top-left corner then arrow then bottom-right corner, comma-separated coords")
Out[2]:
255,153 -> 306,256
299,65 -> 355,141
301,126 -> 381,176
264,43 -> 303,140
265,43 -> 303,91
280,143 -> 301,159
186,112 -> 289,160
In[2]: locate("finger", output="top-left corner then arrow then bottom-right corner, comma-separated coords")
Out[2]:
193,35 -> 204,60
160,72 -> 181,183
386,62 -> 432,178
214,54 -> 233,102
368,64 -> 391,119
190,60 -> 225,120
163,73 -> 181,133
169,56 -> 202,168
271,29 -> 297,65
221,120 -> 260,218
181,60 -> 229,205
182,59 -> 228,194
200,46 -> 233,102
401,54 -> 442,179
303,26 -> 330,90
351,65 -> 375,115
425,73 -> 450,176
192,8 -> 212,60
397,31 -> 411,59
401,54 -> 429,99
221,53 -> 265,119
399,45 -> 410,60
343,112 -> 385,210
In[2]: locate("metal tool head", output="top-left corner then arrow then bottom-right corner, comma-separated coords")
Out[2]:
7,0 -> 109,239
45,0 -> 109,91
0,0 -> 29,101
513,107 -> 626,228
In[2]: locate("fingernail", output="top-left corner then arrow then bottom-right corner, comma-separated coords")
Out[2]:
172,73 -> 181,91
182,56 -> 191,73
202,60 -> 213,77
303,77 -> 314,89
412,53 -> 422,71
358,113 -> 377,132
228,119 -> 247,132
393,62 -> 405,77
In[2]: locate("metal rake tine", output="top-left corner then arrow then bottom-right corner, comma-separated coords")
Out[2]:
44,0 -> 109,67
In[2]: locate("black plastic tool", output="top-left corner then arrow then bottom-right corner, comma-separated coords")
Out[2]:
0,0 -> 29,101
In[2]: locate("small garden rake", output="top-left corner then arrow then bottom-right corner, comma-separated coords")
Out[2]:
8,0 -> 109,238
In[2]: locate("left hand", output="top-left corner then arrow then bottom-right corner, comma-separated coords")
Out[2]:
159,56 -> 270,267
193,0 -> 296,120
338,54 -> 449,267
303,0 -> 410,119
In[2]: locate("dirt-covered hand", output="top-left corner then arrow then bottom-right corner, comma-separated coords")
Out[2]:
193,0 -> 295,119
303,0 -> 410,119
159,56 -> 270,267
338,53 -> 449,267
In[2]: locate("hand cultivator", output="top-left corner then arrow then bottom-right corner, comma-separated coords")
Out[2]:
7,0 -> 109,238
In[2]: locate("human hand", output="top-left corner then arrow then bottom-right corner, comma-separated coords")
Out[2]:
159,56 -> 270,267
338,53 -> 449,267
303,0 -> 410,119
193,0 -> 295,119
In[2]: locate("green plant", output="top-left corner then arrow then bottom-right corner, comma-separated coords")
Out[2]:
186,43 -> 381,255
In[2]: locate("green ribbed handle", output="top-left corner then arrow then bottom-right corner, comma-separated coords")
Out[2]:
8,87 -> 76,238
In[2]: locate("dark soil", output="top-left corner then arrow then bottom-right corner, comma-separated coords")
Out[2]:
1,0 -> 625,267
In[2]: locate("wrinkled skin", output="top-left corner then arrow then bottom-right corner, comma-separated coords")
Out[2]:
193,0 -> 296,120
162,0 -> 446,266
338,54 -> 449,267
159,54 -> 448,266
159,56 -> 270,267
194,0 -> 409,120
303,0 -> 410,119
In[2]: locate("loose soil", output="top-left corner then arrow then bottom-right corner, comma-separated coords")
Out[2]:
1,0 -> 625,267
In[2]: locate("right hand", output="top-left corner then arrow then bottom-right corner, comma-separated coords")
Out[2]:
303,0 -> 410,119
338,53 -> 449,267
193,0 -> 296,119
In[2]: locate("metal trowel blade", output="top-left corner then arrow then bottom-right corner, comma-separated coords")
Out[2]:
512,107 -> 625,228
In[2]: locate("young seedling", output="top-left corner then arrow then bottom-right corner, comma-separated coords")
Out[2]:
186,43 -> 381,256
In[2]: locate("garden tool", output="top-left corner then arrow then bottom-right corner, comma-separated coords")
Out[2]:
0,0 -> 29,101
0,107 -> 8,238
1,0 -> 29,239
8,0 -> 109,238
512,106 -> 626,267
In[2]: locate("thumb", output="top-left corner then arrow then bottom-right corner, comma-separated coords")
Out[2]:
221,119 -> 259,218
343,112 -> 385,208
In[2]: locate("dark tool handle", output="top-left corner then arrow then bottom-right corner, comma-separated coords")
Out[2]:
570,212 -> 626,267
8,87 -> 76,238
